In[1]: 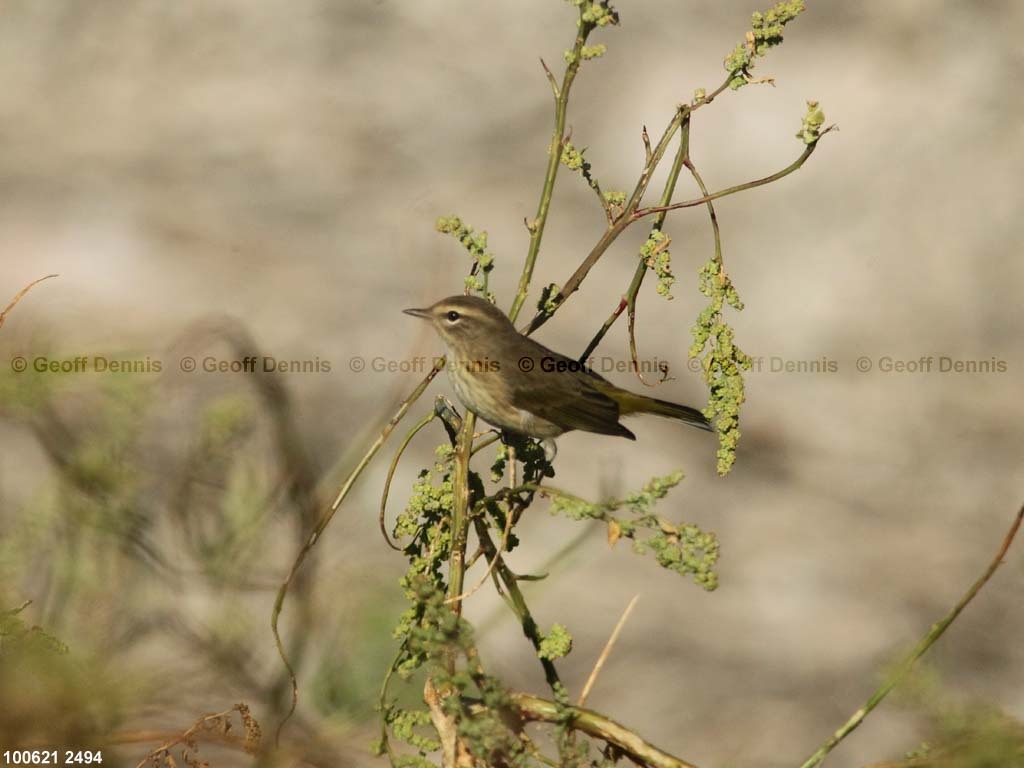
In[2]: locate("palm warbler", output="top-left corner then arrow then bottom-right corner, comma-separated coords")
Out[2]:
404,295 -> 711,440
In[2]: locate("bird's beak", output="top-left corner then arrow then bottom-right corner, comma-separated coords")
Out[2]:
403,307 -> 432,320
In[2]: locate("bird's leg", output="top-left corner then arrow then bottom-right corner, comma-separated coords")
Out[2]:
508,443 -> 517,490
498,430 -> 519,489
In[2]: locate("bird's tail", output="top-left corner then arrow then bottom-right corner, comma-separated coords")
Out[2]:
618,392 -> 714,432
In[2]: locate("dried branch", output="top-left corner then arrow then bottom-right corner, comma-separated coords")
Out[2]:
510,692 -> 701,768
133,703 -> 260,768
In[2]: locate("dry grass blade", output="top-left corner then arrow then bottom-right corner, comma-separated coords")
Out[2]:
578,594 -> 640,706
0,274 -> 58,331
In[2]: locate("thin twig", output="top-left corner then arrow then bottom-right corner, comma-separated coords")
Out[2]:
524,73 -> 736,335
628,118 -> 692,386
376,641 -> 408,764
110,730 -> 245,749
578,594 -> 640,706
539,58 -> 560,99
634,130 -> 833,219
523,107 -> 687,335
578,117 -> 691,363
133,706 -> 257,768
470,431 -> 501,457
797,502 -> 1024,768
528,124 -> 834,335
0,274 -> 57,331
272,360 -> 442,744
682,142 -> 723,269
578,296 -> 627,363
379,410 -> 436,551
473,517 -> 564,694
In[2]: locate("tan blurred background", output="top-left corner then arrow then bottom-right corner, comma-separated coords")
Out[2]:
1,1 -> 1022,766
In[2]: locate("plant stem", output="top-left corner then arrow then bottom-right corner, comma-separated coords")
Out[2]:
528,120 -> 833,335
446,413 -> 477,630
523,73 -> 736,336
681,140 -> 723,267
797,503 -> 1024,768
509,14 -> 594,323
634,133 -> 829,219
524,105 -> 689,335
579,116 -> 693,364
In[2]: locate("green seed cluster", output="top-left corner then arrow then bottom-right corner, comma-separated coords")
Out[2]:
690,259 -> 751,475
391,445 -> 455,675
548,471 -> 720,591
538,623 -> 573,660
490,439 -> 554,488
409,578 -> 529,768
639,229 -> 676,299
382,441 -> 539,768
635,523 -> 720,591
796,100 -> 826,145
435,215 -> 495,294
750,1 -> 805,53
560,139 -> 613,214
380,706 -> 440,759
564,0 -> 618,28
565,43 -> 608,65
602,190 -> 626,207
536,283 -> 562,317
559,141 -> 588,172
723,0 -> 806,90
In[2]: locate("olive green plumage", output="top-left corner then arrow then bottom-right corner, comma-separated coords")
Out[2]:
404,295 -> 711,441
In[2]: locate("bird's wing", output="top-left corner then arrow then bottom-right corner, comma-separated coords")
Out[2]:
509,347 -> 630,437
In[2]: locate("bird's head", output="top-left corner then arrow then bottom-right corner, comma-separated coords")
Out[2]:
403,295 -> 515,351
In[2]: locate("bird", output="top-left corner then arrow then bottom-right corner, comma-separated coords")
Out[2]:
403,295 -> 711,441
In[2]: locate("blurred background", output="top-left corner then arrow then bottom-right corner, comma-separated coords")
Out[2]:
0,1 -> 1022,766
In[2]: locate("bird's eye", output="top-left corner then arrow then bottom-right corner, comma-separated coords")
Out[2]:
446,311 -> 461,322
